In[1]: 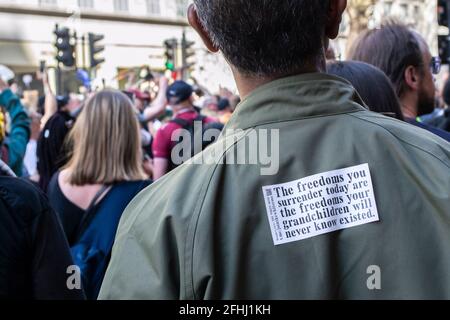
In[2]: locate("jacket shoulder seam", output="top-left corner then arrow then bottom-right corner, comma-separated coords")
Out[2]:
347,113 -> 450,169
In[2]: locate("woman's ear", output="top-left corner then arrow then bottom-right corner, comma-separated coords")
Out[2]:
187,4 -> 219,53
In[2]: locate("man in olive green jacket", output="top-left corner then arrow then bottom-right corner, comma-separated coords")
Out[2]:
100,0 -> 450,299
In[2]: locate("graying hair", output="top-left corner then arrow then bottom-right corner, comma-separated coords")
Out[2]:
193,0 -> 330,77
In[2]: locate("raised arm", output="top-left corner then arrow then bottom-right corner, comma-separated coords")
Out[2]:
142,76 -> 169,122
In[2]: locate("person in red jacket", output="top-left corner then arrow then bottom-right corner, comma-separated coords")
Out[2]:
152,80 -> 217,179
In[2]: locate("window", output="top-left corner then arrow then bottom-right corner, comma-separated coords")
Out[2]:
383,1 -> 392,15
146,0 -> 161,15
175,0 -> 188,18
413,5 -> 420,19
399,3 -> 408,17
113,0 -> 129,12
78,0 -> 94,9
39,0 -> 57,6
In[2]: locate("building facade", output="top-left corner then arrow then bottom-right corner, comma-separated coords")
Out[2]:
372,0 -> 439,53
0,0 -> 442,93
336,0 -> 439,59
0,0 -> 236,93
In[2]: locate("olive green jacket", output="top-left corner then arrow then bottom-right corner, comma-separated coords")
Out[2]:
99,73 -> 450,300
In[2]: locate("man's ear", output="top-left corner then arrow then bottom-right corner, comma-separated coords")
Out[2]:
404,65 -> 421,91
187,4 -> 219,53
325,0 -> 347,40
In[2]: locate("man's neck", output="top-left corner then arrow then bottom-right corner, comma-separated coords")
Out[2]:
232,61 -> 324,100
173,105 -> 194,116
400,95 -> 418,120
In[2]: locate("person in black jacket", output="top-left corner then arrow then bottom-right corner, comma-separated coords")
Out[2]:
0,176 -> 85,299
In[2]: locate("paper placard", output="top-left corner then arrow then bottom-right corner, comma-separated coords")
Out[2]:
263,164 -> 379,246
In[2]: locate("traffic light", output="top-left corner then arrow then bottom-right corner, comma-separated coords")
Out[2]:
88,33 -> 105,69
182,33 -> 196,68
438,0 -> 450,64
181,32 -> 196,80
164,38 -> 177,71
54,26 -> 76,68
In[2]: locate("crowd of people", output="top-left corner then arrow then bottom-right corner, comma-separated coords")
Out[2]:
0,58 -> 237,299
1,0 -> 449,300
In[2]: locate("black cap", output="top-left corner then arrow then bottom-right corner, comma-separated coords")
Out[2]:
56,95 -> 70,110
166,81 -> 193,105
218,98 -> 230,111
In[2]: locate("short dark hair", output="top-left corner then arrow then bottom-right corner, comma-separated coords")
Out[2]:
193,0 -> 330,77
348,23 -> 425,98
327,61 -> 404,121
37,111 -> 75,192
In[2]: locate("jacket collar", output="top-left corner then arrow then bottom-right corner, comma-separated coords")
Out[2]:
226,73 -> 368,130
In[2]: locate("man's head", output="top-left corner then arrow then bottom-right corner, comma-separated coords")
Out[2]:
128,89 -> 151,112
203,95 -> 218,111
218,98 -> 231,113
349,23 -> 438,117
166,81 -> 194,109
189,0 -> 346,79
57,93 -> 83,116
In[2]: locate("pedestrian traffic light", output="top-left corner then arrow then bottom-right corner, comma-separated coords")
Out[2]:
164,38 -> 177,71
88,33 -> 105,69
54,26 -> 76,68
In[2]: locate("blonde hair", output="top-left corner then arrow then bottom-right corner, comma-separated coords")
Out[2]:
65,89 -> 146,186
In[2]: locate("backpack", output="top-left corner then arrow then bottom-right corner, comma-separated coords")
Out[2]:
70,180 -> 150,300
169,115 -> 223,170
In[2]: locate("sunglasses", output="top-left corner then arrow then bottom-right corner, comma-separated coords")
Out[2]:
430,56 -> 441,75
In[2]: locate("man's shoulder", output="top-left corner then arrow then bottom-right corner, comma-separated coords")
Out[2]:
157,121 -> 173,132
407,119 -> 450,142
350,111 -> 450,168
119,161 -> 216,234
154,121 -> 179,142
0,177 -> 48,223
139,129 -> 246,212
204,115 -> 220,123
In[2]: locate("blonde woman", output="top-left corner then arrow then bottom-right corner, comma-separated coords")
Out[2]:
47,89 -> 150,299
